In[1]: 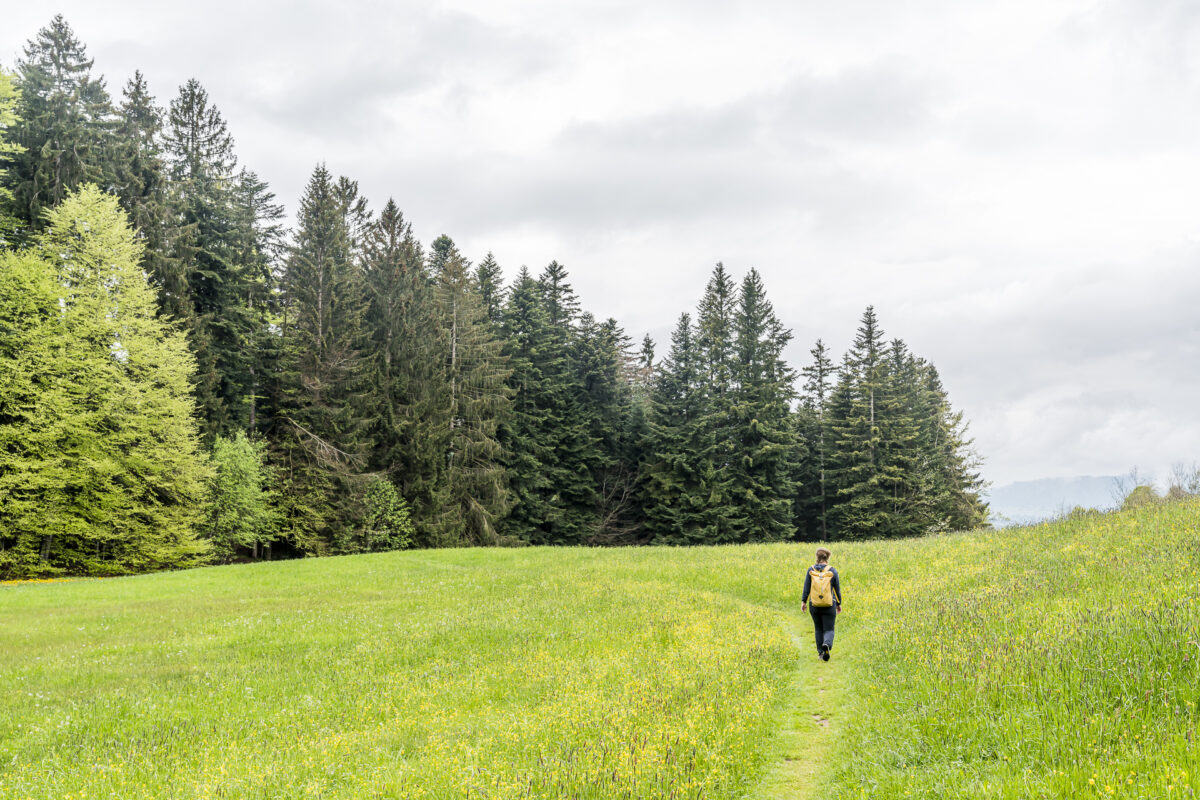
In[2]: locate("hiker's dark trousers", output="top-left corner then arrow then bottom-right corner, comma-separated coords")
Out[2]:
810,605 -> 836,652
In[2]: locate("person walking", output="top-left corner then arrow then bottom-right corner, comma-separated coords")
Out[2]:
801,547 -> 842,661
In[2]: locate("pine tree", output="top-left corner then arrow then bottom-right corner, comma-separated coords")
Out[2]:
536,260 -> 600,541
360,199 -> 445,539
473,251 -> 505,325
164,79 -> 270,437
4,16 -> 115,236
727,268 -> 799,541
274,164 -> 370,553
641,314 -> 712,544
428,245 -> 513,545
112,71 -> 172,289
693,263 -> 739,542
497,268 -> 561,542
0,186 -> 209,577
796,339 -> 835,539
826,306 -> 891,539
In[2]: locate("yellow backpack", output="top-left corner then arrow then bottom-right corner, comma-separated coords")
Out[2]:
808,567 -> 836,608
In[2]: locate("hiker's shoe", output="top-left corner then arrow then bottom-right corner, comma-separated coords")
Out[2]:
821,645 -> 831,662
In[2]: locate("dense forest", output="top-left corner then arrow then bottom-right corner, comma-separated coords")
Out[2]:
0,17 -> 986,578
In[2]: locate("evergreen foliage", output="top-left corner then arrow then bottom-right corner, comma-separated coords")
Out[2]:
726,268 -> 799,541
429,243 -> 513,545
4,16 -> 114,237
473,251 -> 505,325
641,314 -> 711,544
795,340 -> 835,539
0,16 -> 990,571
360,199 -> 443,538
274,165 -> 370,553
164,79 -> 275,438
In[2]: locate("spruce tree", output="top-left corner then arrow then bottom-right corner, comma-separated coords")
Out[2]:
0,186 -> 209,577
361,199 -> 445,539
497,268 -> 561,542
826,306 -> 891,539
429,245 -> 513,545
641,314 -> 712,544
727,268 -> 799,541
274,164 -> 370,552
164,79 -> 270,437
693,263 -> 739,542
878,338 -> 927,537
917,363 -> 988,530
578,315 -> 640,542
112,72 -> 171,279
427,234 -> 456,278
796,339 -> 835,539
473,251 -> 505,325
536,260 -> 600,541
5,16 -> 114,236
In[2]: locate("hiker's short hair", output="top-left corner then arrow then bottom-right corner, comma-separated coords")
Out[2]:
815,547 -> 831,562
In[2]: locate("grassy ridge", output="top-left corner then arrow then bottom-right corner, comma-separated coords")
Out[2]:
827,502 -> 1200,799
2,503 -> 1199,798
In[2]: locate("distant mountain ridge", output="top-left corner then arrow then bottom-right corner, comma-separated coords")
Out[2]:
985,475 -> 1119,526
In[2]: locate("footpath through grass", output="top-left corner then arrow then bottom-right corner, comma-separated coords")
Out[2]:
2,501 -> 1199,799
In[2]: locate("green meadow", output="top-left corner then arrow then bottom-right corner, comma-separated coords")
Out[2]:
2,501 -> 1198,799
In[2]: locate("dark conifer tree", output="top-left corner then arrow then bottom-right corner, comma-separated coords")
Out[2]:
164,79 -> 273,437
427,234 -> 456,278
361,199 -> 445,537
5,16 -> 114,236
878,338 -> 927,537
274,164 -> 369,552
473,251 -> 505,325
693,263 -> 739,541
826,306 -> 891,539
578,314 -> 640,542
537,261 -> 599,541
498,268 -> 561,541
641,314 -> 712,543
727,268 -> 799,541
429,245 -> 513,545
795,339 -> 835,539
113,71 -> 173,298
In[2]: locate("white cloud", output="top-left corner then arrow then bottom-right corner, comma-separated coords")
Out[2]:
4,0 -> 1198,485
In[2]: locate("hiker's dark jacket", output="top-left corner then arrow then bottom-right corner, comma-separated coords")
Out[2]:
802,564 -> 842,607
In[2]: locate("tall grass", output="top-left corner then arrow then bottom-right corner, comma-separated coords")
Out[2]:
827,501 -> 1200,798
2,502 -> 1198,798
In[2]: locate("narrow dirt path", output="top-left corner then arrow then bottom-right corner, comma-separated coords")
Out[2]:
750,618 -> 843,799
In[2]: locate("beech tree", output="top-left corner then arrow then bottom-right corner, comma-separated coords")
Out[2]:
0,186 -> 209,577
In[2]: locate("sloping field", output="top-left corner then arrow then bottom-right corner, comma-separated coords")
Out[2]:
2,502 -> 1198,799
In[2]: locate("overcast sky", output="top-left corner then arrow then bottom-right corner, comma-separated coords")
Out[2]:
5,1 -> 1199,486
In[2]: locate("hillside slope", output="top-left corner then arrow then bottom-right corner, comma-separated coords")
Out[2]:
2,503 -> 1198,798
